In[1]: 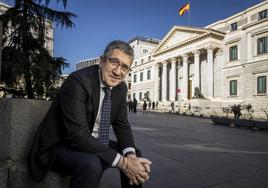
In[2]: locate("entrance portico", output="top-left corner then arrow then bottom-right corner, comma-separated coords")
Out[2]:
153,26 -> 225,103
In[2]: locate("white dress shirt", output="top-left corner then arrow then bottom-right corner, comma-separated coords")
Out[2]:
91,70 -> 135,166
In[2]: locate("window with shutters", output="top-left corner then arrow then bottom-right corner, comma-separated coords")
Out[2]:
230,22 -> 237,31
230,80 -> 237,96
143,49 -> 148,54
257,36 -> 268,55
134,74 -> 137,83
140,72 -> 143,81
229,45 -> 238,61
257,76 -> 267,94
258,9 -> 267,20
147,70 -> 151,80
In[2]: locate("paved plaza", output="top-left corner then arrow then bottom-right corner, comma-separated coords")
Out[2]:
100,112 -> 268,188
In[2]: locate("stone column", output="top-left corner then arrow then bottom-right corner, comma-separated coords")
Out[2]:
193,50 -> 200,91
170,58 -> 177,101
215,48 -> 223,98
207,46 -> 214,98
154,63 -> 159,101
161,61 -> 168,101
247,32 -> 252,62
182,55 -> 188,100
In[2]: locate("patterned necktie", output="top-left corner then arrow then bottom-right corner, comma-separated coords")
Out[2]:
98,87 -> 112,145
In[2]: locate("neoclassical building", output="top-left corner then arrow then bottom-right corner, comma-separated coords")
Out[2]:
129,36 -> 160,101
76,57 -> 101,70
131,1 -> 268,118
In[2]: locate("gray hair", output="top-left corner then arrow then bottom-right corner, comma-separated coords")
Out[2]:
103,40 -> 134,61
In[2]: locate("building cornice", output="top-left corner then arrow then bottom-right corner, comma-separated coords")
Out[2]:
242,17 -> 268,30
131,60 -> 154,70
153,30 -> 225,57
206,1 -> 268,29
225,38 -> 241,45
252,28 -> 268,36
128,36 -> 160,44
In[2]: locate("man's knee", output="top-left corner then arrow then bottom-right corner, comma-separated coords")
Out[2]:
68,155 -> 104,187
76,156 -> 103,178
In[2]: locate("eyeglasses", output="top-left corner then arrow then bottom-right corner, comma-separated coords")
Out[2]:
106,57 -> 132,73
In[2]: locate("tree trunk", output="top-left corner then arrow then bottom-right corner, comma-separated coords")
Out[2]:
24,70 -> 34,99
22,0 -> 34,99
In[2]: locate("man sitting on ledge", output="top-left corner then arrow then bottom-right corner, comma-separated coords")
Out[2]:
28,40 -> 151,188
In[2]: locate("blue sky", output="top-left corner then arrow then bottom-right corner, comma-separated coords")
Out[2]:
1,0 -> 264,74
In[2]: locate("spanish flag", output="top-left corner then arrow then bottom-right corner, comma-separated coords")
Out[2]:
179,3 -> 190,16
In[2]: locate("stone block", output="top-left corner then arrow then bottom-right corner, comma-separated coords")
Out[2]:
0,164 -> 8,188
0,99 -> 10,161
0,99 -> 51,161
0,99 -> 70,187
8,161 -> 69,188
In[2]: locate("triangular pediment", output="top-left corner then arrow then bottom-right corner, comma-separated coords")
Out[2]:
164,31 -> 197,48
153,25 -> 225,56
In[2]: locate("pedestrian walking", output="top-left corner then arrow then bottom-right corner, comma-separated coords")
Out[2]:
152,101 -> 155,110
171,101 -> 175,113
142,100 -> 147,115
128,100 -> 133,112
133,98 -> 138,113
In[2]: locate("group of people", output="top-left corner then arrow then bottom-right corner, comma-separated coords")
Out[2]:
127,100 -> 158,114
127,98 -> 138,113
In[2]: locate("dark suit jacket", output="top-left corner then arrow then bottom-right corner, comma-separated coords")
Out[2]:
28,65 -> 135,182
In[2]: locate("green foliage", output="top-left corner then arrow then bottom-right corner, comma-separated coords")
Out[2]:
260,106 -> 268,120
0,0 -> 76,99
222,106 -> 232,117
242,104 -> 254,120
230,104 -> 242,119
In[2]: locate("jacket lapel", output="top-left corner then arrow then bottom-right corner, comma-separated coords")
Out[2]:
111,85 -> 121,121
91,66 -> 100,123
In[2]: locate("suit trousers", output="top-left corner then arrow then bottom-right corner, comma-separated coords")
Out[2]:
50,140 -> 142,188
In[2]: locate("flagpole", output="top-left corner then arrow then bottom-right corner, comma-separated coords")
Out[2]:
188,0 -> 191,26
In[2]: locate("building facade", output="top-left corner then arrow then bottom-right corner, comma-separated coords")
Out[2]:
76,57 -> 101,70
130,1 -> 268,118
129,36 -> 160,102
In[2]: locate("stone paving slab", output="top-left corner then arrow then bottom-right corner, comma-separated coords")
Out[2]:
100,112 -> 268,188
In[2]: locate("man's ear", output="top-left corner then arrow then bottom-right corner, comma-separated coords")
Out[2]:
99,56 -> 106,68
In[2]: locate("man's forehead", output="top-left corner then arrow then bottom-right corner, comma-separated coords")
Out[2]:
110,49 -> 127,56
110,49 -> 133,64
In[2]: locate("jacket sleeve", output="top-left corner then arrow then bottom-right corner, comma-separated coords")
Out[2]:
112,84 -> 136,150
59,73 -> 117,165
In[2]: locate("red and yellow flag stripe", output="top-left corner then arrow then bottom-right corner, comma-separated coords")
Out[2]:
179,3 -> 190,16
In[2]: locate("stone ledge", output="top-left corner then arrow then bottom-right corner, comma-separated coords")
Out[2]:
0,165 -> 8,188
0,99 -> 70,187
8,161 -> 69,188
0,99 -> 51,161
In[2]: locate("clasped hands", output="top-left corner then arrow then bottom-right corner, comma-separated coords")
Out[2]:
117,154 -> 152,186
